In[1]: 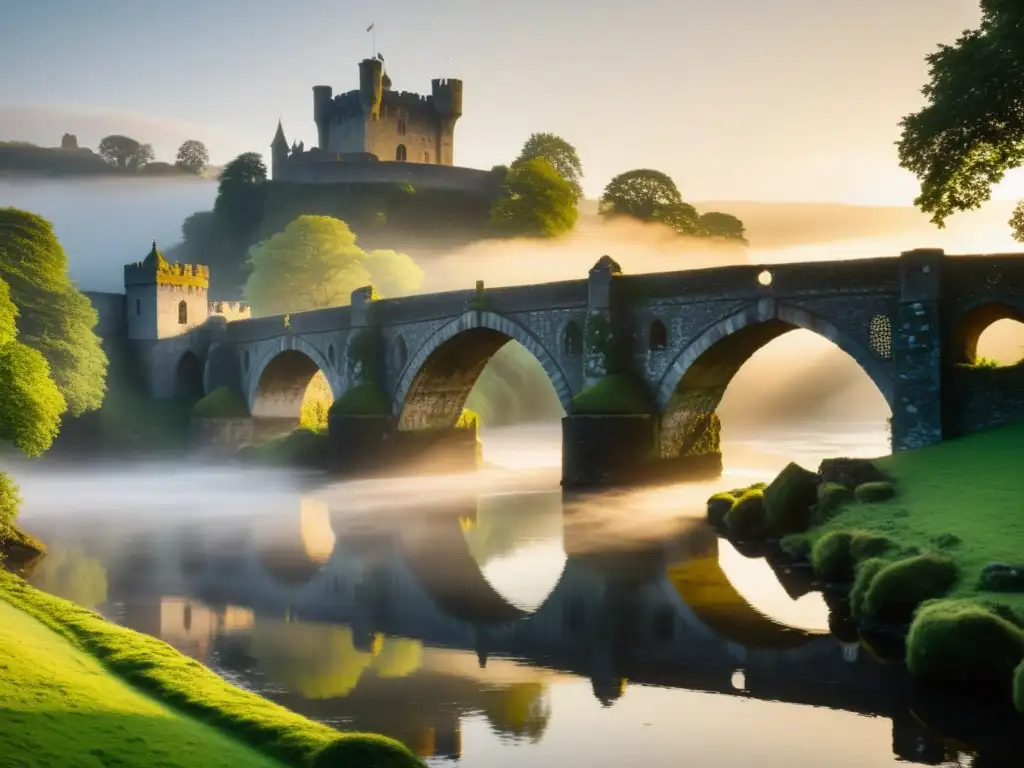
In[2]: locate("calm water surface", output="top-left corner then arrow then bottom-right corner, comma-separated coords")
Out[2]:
10,423 -> 1022,767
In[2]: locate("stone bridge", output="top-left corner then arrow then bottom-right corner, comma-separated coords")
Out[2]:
151,248 -> 1024,485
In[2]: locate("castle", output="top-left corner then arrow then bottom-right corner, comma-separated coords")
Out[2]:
270,57 -> 494,194
87,242 -> 249,351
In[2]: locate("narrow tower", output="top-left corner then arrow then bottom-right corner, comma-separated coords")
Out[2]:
124,241 -> 209,340
312,85 -> 333,150
271,120 -> 289,181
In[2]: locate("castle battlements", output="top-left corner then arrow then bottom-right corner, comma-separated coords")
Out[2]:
124,242 -> 209,289
273,56 -> 469,185
209,301 -> 252,322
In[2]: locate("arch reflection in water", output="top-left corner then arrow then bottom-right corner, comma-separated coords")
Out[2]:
251,497 -> 336,586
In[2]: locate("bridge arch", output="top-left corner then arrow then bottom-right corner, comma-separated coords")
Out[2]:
953,300 -> 1024,365
174,350 -> 204,398
246,336 -> 342,419
392,310 -> 573,430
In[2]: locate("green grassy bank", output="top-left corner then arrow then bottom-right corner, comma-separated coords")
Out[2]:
709,422 -> 1024,716
0,572 -> 422,768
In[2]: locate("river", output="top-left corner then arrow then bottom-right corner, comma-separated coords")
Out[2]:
9,422 -> 1022,767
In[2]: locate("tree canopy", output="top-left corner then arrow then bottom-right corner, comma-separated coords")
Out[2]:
175,140 -> 210,175
1011,200 -> 1024,244
97,135 -> 154,171
513,133 -> 584,202
897,1 -> 1024,227
215,152 -> 268,243
490,158 -> 579,238
0,208 -> 107,416
599,169 -> 747,242
243,215 -> 424,316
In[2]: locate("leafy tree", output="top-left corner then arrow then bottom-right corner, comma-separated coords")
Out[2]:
514,133 -> 584,202
490,158 -> 579,238
599,169 -> 699,232
244,215 -> 423,316
175,139 -> 210,175
1011,200 -> 1024,244
698,211 -> 748,243
897,2 -> 1024,227
97,135 -> 153,171
362,249 -> 425,298
0,208 -> 107,416
214,152 -> 268,243
0,334 -> 66,457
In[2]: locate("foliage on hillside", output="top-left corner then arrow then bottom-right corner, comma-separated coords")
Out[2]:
465,342 -> 564,426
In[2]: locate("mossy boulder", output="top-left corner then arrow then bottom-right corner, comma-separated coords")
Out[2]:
818,457 -> 887,488
849,532 -> 894,562
779,533 -> 811,561
813,482 -> 853,524
811,531 -> 854,582
850,557 -> 889,621
861,554 -> 959,626
854,481 -> 896,503
725,490 -> 766,540
1015,661 -> 1024,716
978,562 -> 1024,593
763,462 -> 819,535
707,492 -> 737,528
906,600 -> 1024,686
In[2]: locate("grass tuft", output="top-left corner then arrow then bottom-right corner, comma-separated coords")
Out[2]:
850,557 -> 890,621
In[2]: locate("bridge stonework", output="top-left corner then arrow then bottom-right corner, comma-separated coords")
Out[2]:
134,249 -> 1024,486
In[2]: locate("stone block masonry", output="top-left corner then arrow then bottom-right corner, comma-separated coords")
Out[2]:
87,247 -> 1024,487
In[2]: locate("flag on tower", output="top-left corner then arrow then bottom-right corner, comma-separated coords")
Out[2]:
366,22 -> 374,32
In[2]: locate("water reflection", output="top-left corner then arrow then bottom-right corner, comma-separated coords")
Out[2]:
10,444 -> 1021,767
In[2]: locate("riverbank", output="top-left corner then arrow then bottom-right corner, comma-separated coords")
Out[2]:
0,571 -> 422,767
709,422 -> 1024,716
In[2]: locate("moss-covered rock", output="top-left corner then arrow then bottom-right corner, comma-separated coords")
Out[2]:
725,489 -> 766,540
849,532 -> 894,562
707,492 -> 737,528
311,734 -> 422,768
862,554 -> 959,626
906,600 -> 1024,687
763,462 -> 819,535
854,481 -> 896,503
571,375 -> 654,415
813,481 -> 852,524
850,557 -> 889,621
818,457 -> 887,488
779,533 -> 811,561
811,531 -> 854,582
978,562 -> 1024,593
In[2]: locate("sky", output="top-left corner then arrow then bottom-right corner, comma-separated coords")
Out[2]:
1,0 -> 1022,205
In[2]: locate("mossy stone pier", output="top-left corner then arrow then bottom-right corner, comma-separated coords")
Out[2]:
83,249 -> 1024,486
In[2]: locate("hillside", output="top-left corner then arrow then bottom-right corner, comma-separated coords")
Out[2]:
0,142 -> 210,180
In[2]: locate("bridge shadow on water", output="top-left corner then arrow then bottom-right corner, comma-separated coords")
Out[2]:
19,475 -> 1024,767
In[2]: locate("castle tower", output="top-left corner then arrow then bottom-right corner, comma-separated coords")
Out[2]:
271,120 -> 289,181
124,241 -> 210,340
312,85 -> 333,150
431,78 -> 464,165
358,57 -> 384,120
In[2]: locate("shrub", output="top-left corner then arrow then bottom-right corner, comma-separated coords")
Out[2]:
906,600 -> 1024,686
312,734 -> 421,768
813,481 -> 852,523
862,554 -> 959,626
571,375 -> 654,414
191,386 -> 248,419
1015,661 -> 1024,716
725,489 -> 766,540
850,557 -> 889,621
329,383 -> 390,415
811,531 -> 853,582
779,533 -> 811,560
299,399 -> 330,430
0,471 -> 20,529
763,462 -> 819,535
854,481 -> 896,503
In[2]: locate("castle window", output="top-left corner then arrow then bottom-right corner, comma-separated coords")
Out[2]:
178,300 -> 188,325
396,144 -> 407,161
649,319 -> 668,351
135,298 -> 141,316
397,120 -> 406,136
